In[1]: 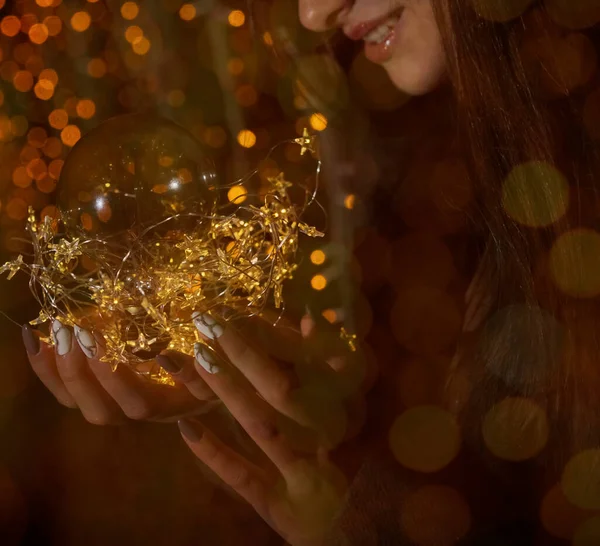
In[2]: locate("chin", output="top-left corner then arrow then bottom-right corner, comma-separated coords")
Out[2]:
386,62 -> 446,96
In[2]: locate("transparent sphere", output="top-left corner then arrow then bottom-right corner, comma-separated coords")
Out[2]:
57,113 -> 217,239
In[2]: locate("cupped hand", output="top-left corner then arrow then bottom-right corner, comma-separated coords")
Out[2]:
174,311 -> 373,546
22,320 -> 217,425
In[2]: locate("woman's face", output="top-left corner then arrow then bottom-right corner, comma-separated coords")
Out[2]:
298,0 -> 446,96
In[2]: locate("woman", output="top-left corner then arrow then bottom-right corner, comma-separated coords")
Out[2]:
22,0 -> 600,545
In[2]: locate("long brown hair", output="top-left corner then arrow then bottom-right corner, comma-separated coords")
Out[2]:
433,1 -> 600,456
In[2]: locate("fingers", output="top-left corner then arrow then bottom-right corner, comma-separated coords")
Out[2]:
193,313 -> 300,419
23,324 -> 77,408
52,320 -> 123,425
191,341 -> 306,476
155,351 -> 217,403
178,418 -> 273,521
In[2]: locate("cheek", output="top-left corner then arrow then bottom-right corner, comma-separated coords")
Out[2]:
385,6 -> 446,96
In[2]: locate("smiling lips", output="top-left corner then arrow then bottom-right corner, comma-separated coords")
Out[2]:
345,10 -> 404,64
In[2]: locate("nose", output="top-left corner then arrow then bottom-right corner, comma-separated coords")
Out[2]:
298,0 -> 349,32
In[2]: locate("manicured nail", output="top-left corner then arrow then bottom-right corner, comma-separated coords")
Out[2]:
51,319 -> 72,356
74,325 -> 97,358
21,324 -> 40,356
194,343 -> 220,374
178,419 -> 204,442
156,353 -> 182,375
192,312 -> 224,340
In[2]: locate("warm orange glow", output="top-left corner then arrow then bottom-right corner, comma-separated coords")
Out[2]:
87,58 -> 106,78
262,32 -> 273,46
322,309 -> 337,324
309,113 -> 328,131
43,16 -> 62,36
28,23 -> 49,44
179,4 -> 196,21
344,194 -> 356,209
48,159 -> 64,180
237,129 -> 256,148
39,68 -> 58,86
27,127 -> 47,148
49,109 -> 68,130
71,11 -> 91,32
26,158 -> 47,181
34,80 -> 54,100
6,198 -> 28,220
1,16 -> 21,37
36,0 -> 53,6
36,176 -> 56,194
227,58 -> 244,75
76,99 -> 96,119
61,125 -> 81,147
310,249 -> 326,265
10,115 -> 28,137
227,185 -> 248,204
311,274 -> 327,290
12,166 -> 32,188
13,71 -> 33,92
42,137 -> 62,159
228,10 -> 245,27
125,25 -> 143,44
132,37 -> 150,55
166,90 -> 185,107
120,2 -> 139,20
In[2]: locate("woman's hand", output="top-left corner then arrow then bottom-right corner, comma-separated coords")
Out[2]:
22,320 -> 217,425
174,312 -> 372,546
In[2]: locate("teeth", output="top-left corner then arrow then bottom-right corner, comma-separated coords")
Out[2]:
364,16 -> 399,45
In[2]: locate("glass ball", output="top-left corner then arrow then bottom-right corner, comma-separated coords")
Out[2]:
57,113 -> 217,240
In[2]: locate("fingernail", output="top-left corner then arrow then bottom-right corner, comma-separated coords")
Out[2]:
21,324 -> 40,356
194,343 -> 220,374
74,325 -> 97,358
51,319 -> 72,356
178,419 -> 204,442
156,353 -> 182,375
192,312 -> 224,340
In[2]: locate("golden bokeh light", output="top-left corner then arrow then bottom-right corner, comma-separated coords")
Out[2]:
13,70 -> 33,92
34,79 -> 54,100
540,484 -> 594,540
322,309 -> 338,324
573,516 -> 600,546
6,198 -> 28,220
400,486 -> 471,546
43,137 -> 62,159
60,125 -> 81,147
309,113 -> 328,131
121,2 -> 139,20
1,16 -> 21,37
237,129 -> 256,148
344,194 -> 356,210
87,58 -> 107,78
227,57 -> 244,75
133,37 -> 151,55
179,4 -> 196,21
27,127 -> 47,148
311,274 -> 327,291
227,185 -> 247,204
28,23 -> 49,45
48,109 -> 68,130
262,32 -> 273,46
125,25 -> 143,44
12,166 -> 32,188
549,229 -> 600,298
48,159 -> 63,180
502,161 -> 569,228
310,249 -> 326,265
76,99 -> 96,119
562,450 -> 600,510
388,405 -> 461,473
39,68 -> 58,86
228,10 -> 245,27
482,397 -> 548,461
26,158 -> 47,181
71,11 -> 91,32
44,15 -> 62,36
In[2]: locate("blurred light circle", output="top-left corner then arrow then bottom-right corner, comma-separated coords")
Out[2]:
562,450 -> 600,510
502,161 -> 569,227
482,397 -> 549,461
549,229 -> 600,298
400,485 -> 471,546
389,405 -> 461,473
540,484 -> 594,540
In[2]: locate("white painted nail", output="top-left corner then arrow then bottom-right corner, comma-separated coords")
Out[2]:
74,325 -> 97,359
194,343 -> 220,374
192,312 -> 224,340
51,319 -> 72,356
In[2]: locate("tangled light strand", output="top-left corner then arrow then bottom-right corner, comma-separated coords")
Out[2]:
1,130 -> 324,385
